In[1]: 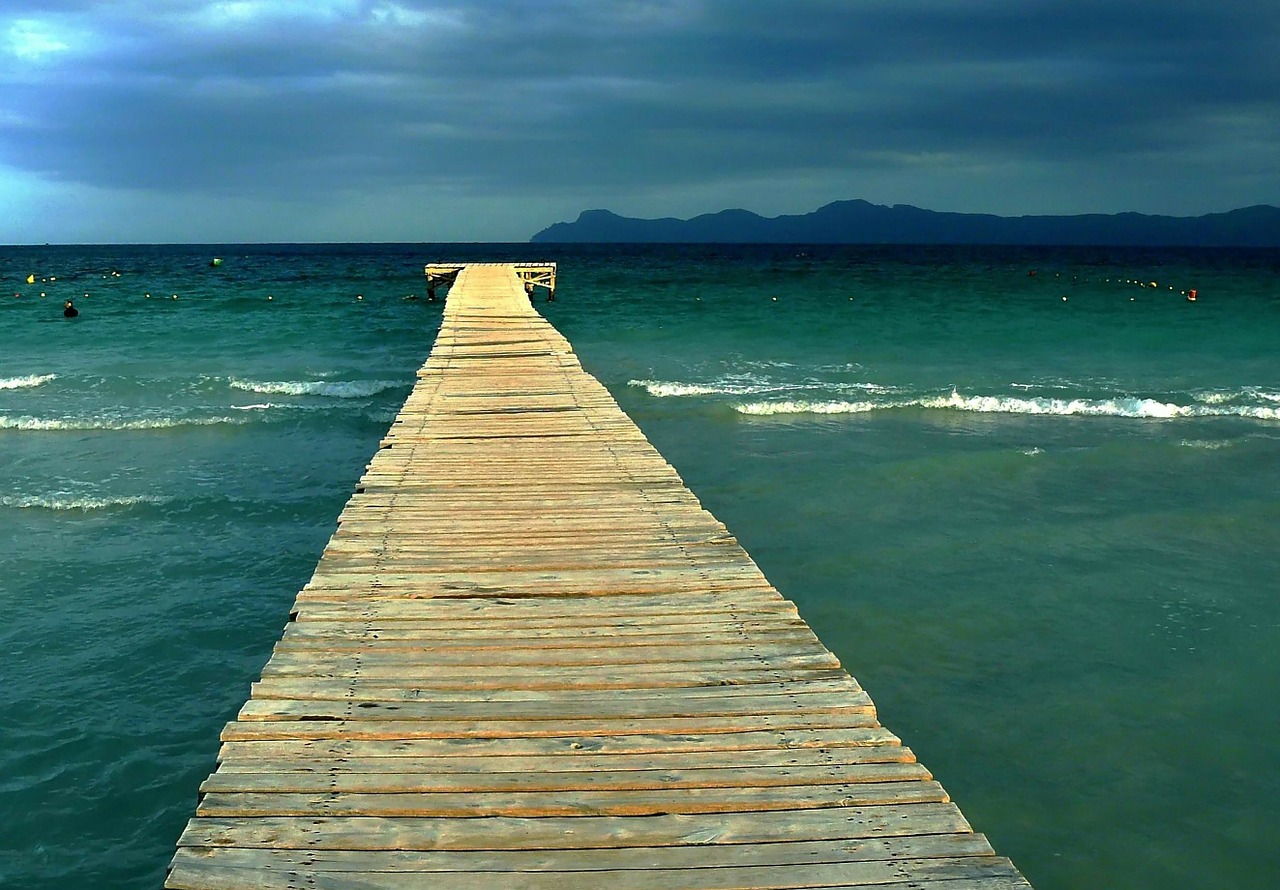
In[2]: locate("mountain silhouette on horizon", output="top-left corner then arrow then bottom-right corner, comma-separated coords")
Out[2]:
531,200 -> 1280,247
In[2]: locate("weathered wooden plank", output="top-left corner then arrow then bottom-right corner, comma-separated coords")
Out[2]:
299,567 -> 773,587
195,778 -> 951,818
216,726 -> 904,761
257,650 -> 839,681
199,761 -> 931,795
248,676 -> 863,701
168,858 -> 1029,890
218,711 -> 882,742
176,803 -> 970,851
171,834 -> 996,872
256,648 -> 843,671
268,633 -> 834,657
167,865 -> 1029,890
234,689 -> 875,722
279,618 -> 810,641
254,666 -> 850,691
212,744 -> 915,774
289,592 -> 794,619
294,577 -> 774,599
288,600 -> 798,624
274,626 -> 821,650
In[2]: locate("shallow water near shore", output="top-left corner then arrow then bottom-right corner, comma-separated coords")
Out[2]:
1,243 -> 1277,888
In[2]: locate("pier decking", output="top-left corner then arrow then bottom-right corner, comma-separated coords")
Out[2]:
167,264 -> 1029,889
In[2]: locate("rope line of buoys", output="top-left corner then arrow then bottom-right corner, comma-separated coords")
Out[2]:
1029,270 -> 1203,302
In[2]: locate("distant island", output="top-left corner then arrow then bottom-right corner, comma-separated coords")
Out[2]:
531,200 -> 1280,247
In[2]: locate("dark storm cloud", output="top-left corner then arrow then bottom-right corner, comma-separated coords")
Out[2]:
2,1 -> 1277,212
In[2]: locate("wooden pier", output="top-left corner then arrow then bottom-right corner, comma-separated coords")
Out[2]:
167,264 -> 1029,889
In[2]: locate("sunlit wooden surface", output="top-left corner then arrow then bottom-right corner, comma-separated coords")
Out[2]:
167,263 -> 1029,889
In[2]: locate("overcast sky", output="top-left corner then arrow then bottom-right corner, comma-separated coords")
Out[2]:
2,1 -> 1277,243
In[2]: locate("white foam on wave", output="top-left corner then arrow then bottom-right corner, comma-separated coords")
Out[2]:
0,374 -> 56,390
1195,391 -> 1232,405
1221,405 -> 1280,420
230,402 -> 326,412
1008,380 -> 1088,393
229,378 -> 403,398
631,379 -> 779,397
1178,439 -> 1233,450
736,399 -> 881,415
739,360 -> 865,373
922,391 -> 1191,418
1194,388 -> 1280,405
0,414 -> 254,431
1,493 -> 169,511
734,390 -> 1280,420
631,378 -> 890,399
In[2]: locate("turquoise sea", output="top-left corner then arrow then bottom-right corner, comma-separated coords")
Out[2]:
0,243 -> 1277,889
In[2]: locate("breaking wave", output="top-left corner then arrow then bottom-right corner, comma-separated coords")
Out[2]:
229,402 -> 327,412
1194,388 -> 1280,405
632,379 -> 787,397
0,493 -> 170,511
0,374 -> 56,390
737,399 -> 881,415
229,378 -> 404,398
630,378 -> 889,398
0,414 -> 255,431
735,390 -> 1280,420
922,392 -> 1192,418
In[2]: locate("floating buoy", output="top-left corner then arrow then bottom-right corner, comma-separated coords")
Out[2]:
210,258 -> 223,267
1187,289 -> 1198,302
26,273 -> 35,284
